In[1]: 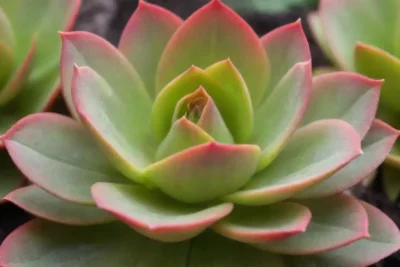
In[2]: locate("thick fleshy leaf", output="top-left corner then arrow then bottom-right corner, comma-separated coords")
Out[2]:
382,164 -> 400,202
188,231 -> 286,267
224,119 -> 361,205
319,0 -> 400,70
156,117 -> 212,160
156,0 -> 269,106
287,201 -> 400,267
255,194 -> 368,255
307,12 -> 335,63
0,39 -> 36,106
143,142 -> 260,203
92,183 -> 233,242
60,31 -> 151,119
386,140 -> 400,167
0,151 -> 24,199
0,220 -> 190,267
3,113 -> 127,205
296,120 -> 399,198
355,42 -> 400,113
152,64 -> 252,143
252,61 -> 311,171
2,0 -> 80,74
5,185 -> 115,225
261,20 -> 310,92
72,66 -> 154,182
118,1 -> 182,98
213,202 -> 311,244
301,72 -> 381,139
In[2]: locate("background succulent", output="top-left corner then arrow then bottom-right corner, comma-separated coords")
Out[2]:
309,0 -> 400,201
0,0 -> 80,199
0,1 -> 399,266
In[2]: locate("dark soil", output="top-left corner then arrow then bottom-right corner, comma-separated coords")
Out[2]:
0,1 -> 399,266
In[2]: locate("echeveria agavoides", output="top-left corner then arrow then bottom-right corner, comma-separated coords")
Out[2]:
309,0 -> 400,200
1,0 -> 400,266
0,0 -> 81,200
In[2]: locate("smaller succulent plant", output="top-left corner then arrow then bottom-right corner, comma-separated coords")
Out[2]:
0,1 -> 399,266
309,0 -> 400,200
0,0 -> 80,199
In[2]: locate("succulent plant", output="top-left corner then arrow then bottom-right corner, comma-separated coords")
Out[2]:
0,0 -> 81,199
309,0 -> 400,201
1,0 -> 400,266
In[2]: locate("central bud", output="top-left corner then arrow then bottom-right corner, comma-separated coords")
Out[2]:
186,96 -> 207,123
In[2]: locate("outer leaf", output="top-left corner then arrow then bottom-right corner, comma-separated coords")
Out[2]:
118,1 -> 182,98
224,119 -> 361,205
0,220 -> 190,267
295,120 -> 399,198
319,0 -> 400,70
386,140 -> 400,167
213,202 -> 311,244
301,72 -> 381,139
0,7 -> 14,47
3,113 -> 127,205
143,142 -> 260,203
0,39 -> 36,106
355,42 -> 400,113
156,117 -> 212,161
60,31 -> 151,119
255,194 -> 368,255
287,201 -> 400,267
92,183 -> 233,242
261,20 -> 311,91
0,41 -> 13,91
0,151 -> 24,199
72,65 -> 154,182
382,164 -> 400,202
152,64 -> 252,143
156,0 -> 269,106
188,231 -> 286,267
252,61 -> 311,171
5,185 -> 115,225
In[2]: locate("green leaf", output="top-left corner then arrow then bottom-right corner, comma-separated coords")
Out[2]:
255,194 -> 368,255
5,185 -> 115,225
213,202 -> 311,244
0,220 -> 190,267
0,150 -> 23,199
60,31 -> 152,119
252,61 -> 311,171
261,20 -> 311,92
0,7 -> 15,47
224,119 -> 361,205
92,183 -> 233,242
319,0 -> 400,70
188,231 -> 286,267
3,113 -> 128,205
143,142 -> 260,203
355,42 -> 400,113
382,164 -> 400,202
223,0 -> 318,14
301,72 -> 381,139
0,40 -> 13,90
295,120 -> 399,198
156,0 -> 269,107
156,117 -> 212,161
152,63 -> 253,143
287,201 -> 400,267
386,139 -> 400,167
1,0 -> 80,73
118,1 -> 182,98
72,65 -> 155,182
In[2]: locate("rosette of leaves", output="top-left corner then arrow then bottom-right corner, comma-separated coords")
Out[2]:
309,0 -> 400,200
1,1 -> 399,266
0,0 -> 81,199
